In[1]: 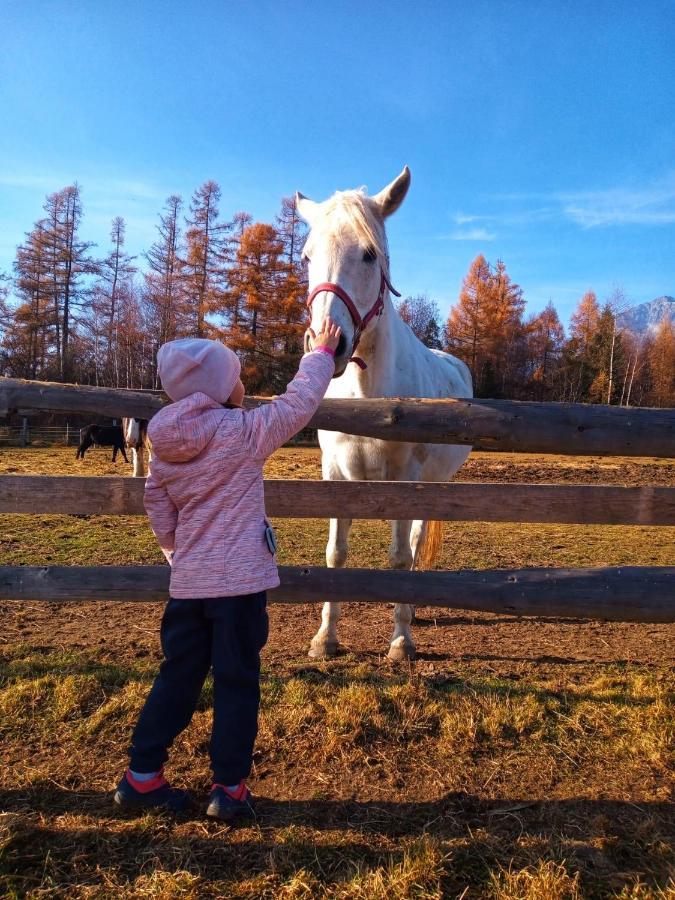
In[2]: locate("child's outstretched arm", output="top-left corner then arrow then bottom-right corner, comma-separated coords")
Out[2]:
242,318 -> 341,460
143,465 -> 178,559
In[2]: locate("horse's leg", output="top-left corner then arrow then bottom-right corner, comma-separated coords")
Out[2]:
132,446 -> 145,478
388,519 -> 416,661
308,516 -> 352,659
112,446 -> 118,463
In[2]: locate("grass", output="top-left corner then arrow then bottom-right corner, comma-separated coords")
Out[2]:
1,645 -> 673,898
0,447 -> 673,897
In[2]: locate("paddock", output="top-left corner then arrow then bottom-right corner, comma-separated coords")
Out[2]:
0,375 -> 673,625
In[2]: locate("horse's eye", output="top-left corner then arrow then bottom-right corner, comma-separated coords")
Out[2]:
363,246 -> 377,263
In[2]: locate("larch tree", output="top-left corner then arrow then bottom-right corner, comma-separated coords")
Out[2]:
41,185 -> 95,380
525,301 -> 565,398
445,255 -> 525,396
9,223 -> 53,379
92,217 -> 136,385
226,222 -> 285,393
647,314 -> 675,406
488,259 -> 526,394
445,254 -> 492,384
274,197 -> 308,361
182,181 -> 231,337
144,195 -> 184,351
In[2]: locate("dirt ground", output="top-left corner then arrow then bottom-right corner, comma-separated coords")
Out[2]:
1,447 -> 673,898
1,446 -> 673,671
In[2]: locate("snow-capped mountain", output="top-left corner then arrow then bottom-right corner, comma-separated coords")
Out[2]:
618,296 -> 674,335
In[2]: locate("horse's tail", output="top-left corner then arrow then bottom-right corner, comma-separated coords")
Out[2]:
415,520 -> 443,570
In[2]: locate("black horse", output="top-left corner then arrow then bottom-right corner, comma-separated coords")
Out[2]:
76,424 -> 128,463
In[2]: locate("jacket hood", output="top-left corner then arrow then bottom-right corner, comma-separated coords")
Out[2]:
148,392 -> 226,463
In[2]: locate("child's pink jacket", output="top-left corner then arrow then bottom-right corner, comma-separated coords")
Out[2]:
144,350 -> 334,598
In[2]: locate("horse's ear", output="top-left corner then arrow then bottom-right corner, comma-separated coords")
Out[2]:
372,166 -> 411,218
296,191 -> 318,224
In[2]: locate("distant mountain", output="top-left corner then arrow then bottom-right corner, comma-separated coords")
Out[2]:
618,296 -> 674,335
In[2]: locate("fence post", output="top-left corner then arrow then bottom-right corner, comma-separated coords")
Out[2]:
65,423 -> 70,446
20,418 -> 28,448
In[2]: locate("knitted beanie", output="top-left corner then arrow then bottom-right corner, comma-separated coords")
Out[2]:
157,338 -> 241,404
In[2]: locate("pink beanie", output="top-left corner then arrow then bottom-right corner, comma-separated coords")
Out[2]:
157,338 -> 241,404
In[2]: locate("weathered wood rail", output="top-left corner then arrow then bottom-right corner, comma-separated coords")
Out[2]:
2,475 -> 674,526
2,376 -> 674,457
1,565 -> 673,623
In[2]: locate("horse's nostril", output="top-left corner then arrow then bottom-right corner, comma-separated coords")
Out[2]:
336,334 -> 347,356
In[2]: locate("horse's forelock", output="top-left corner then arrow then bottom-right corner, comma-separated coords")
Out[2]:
313,189 -> 389,269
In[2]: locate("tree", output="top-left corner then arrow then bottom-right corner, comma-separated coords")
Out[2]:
445,255 -> 525,396
92,217 -> 136,385
397,295 -> 443,348
489,259 -> 526,394
445,254 -> 492,382
144,195 -> 184,350
182,181 -> 231,337
225,222 -> 286,393
41,185 -> 95,380
562,290 -> 601,401
8,224 -> 53,378
647,314 -> 675,406
274,197 -> 308,362
524,301 -> 565,398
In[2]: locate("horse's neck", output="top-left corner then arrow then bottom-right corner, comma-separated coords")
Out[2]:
329,297 -> 413,399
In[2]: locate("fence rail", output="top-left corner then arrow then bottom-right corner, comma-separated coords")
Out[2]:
2,377 -> 674,457
1,565 -> 673,623
1,475 -> 674,526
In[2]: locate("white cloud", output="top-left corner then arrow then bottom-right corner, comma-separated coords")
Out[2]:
560,178 -> 675,227
474,175 -> 675,230
448,227 -> 496,241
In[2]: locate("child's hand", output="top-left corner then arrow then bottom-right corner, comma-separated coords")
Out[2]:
310,317 -> 342,353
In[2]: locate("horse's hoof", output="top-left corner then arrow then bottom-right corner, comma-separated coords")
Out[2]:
308,640 -> 339,660
387,642 -> 416,663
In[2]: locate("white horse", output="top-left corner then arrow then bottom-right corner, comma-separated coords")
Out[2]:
122,417 -> 151,478
297,167 -> 473,661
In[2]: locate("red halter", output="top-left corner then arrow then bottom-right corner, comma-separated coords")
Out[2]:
306,267 -> 400,369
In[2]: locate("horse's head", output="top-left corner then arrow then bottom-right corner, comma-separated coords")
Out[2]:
297,167 -> 411,376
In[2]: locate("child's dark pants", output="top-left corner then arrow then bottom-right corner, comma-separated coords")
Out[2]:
129,592 -> 268,785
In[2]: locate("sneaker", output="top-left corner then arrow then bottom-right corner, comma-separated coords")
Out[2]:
113,768 -> 191,813
206,781 -> 255,821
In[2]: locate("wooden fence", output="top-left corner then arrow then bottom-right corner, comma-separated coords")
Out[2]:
0,376 -> 674,624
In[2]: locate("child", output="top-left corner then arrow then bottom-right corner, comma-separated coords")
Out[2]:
114,318 -> 341,820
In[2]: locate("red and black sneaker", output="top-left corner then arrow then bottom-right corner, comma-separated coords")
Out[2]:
113,768 -> 191,812
206,781 -> 255,821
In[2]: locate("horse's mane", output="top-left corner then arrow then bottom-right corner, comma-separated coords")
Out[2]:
314,189 -> 389,267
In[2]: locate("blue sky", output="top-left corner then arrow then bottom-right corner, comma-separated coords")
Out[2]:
1,0 -> 674,325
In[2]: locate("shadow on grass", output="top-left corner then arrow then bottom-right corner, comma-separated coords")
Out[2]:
1,786 -> 673,896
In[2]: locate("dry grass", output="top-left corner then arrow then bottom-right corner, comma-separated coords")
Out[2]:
0,447 -> 673,897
